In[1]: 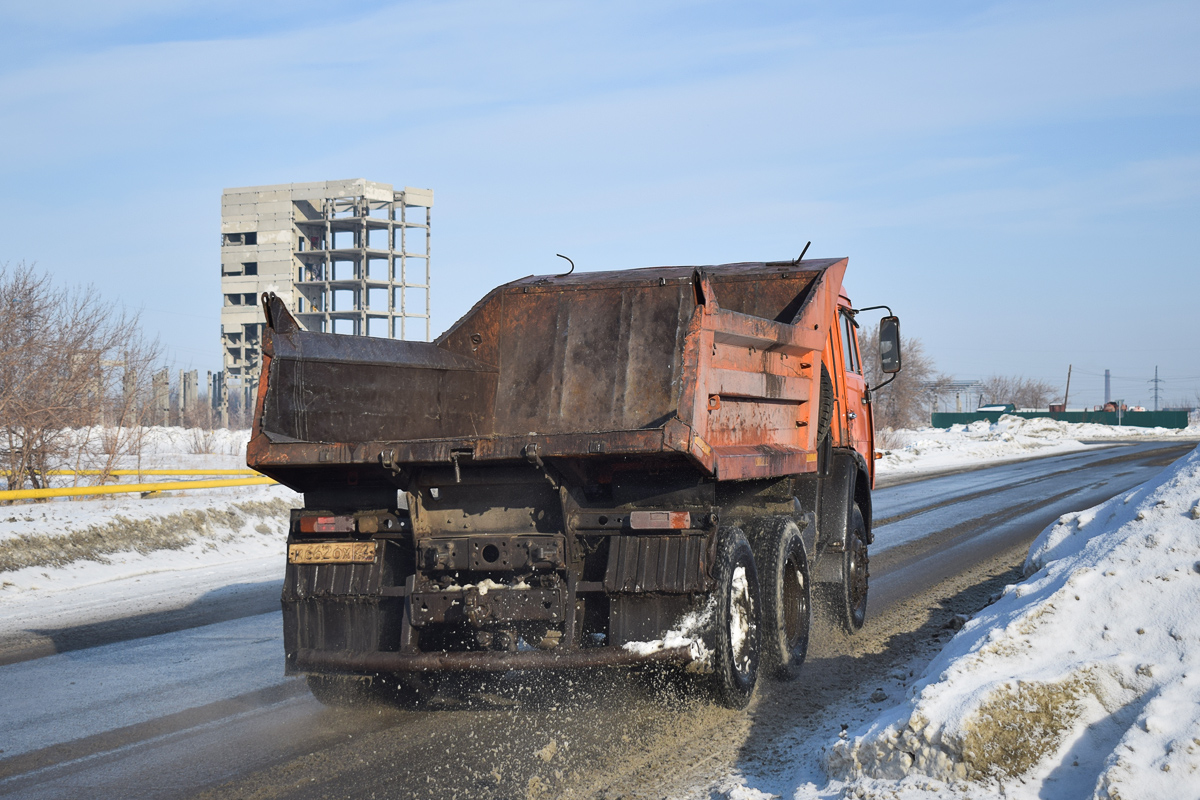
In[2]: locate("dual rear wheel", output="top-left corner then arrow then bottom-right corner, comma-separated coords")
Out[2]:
753,518 -> 812,681
696,519 -> 813,708
697,528 -> 761,709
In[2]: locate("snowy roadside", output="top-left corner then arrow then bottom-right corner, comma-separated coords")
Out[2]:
875,415 -> 1200,481
0,428 -> 300,651
0,483 -> 299,653
712,442 -> 1200,799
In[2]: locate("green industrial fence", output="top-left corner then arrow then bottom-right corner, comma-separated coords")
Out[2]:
929,410 -> 1190,429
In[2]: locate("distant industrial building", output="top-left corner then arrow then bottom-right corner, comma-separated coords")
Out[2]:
219,179 -> 433,413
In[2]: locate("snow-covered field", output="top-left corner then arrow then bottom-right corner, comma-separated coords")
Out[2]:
876,415 -> 1200,479
0,427 -> 300,648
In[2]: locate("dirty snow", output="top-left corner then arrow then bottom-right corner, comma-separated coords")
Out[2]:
714,442 -> 1200,799
624,597 -> 714,666
876,414 -> 1200,478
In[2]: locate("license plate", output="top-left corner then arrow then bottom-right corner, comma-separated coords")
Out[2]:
288,541 -> 377,565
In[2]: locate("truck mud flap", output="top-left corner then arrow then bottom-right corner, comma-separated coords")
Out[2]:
603,535 -> 710,593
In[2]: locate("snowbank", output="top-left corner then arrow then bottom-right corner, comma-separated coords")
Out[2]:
827,443 -> 1200,798
877,415 -> 1200,478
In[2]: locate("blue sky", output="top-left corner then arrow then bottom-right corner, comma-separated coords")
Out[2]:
2,0 -> 1197,409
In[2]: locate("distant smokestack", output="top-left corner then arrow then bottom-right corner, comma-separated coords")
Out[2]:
1105,369 -> 1111,405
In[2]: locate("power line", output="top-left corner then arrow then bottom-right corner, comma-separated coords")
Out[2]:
1149,365 -> 1164,412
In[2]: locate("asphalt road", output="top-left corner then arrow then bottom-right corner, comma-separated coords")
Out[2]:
0,440 -> 1193,800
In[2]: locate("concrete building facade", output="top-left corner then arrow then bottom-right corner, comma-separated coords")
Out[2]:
220,179 -> 433,412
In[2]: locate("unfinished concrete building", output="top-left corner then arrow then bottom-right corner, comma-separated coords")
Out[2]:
220,179 -> 433,413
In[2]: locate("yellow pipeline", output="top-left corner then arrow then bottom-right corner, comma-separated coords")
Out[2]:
0,476 -> 277,501
45,469 -> 260,476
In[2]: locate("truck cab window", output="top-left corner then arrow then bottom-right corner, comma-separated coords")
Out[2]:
841,312 -> 861,374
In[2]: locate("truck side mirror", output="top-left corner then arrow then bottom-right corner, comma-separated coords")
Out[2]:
879,316 -> 901,374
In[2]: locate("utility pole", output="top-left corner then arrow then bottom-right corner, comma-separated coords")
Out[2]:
1149,366 -> 1163,412
1063,364 -> 1072,410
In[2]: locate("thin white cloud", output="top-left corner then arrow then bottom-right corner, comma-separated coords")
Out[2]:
2,0 -> 1196,172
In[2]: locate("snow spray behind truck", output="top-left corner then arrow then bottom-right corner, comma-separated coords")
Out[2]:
247,257 -> 901,708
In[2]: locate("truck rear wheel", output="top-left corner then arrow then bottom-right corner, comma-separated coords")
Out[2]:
822,503 -> 869,633
753,517 -> 811,680
698,528 -> 761,709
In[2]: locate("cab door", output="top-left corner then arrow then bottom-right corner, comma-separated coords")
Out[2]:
837,308 -> 872,463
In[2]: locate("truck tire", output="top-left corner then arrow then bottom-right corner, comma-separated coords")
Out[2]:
822,503 -> 869,633
698,528 -> 761,709
817,364 -> 834,446
753,517 -> 811,681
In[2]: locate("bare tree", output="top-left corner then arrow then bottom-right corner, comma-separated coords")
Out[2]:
977,375 -> 1058,409
0,262 -> 161,492
860,323 -> 949,430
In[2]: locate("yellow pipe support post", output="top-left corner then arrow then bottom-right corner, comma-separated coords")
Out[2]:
0,477 -> 277,502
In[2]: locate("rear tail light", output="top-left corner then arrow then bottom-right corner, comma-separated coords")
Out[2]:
298,515 -> 355,534
629,511 -> 691,530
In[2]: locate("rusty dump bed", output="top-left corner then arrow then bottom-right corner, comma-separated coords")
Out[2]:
248,258 -> 848,492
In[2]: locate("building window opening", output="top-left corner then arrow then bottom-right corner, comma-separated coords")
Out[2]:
333,288 -> 356,311
367,228 -> 389,250
367,258 -> 388,279
367,287 -> 389,310
404,286 -> 427,312
243,262 -> 257,275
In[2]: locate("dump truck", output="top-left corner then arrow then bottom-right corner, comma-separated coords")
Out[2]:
247,257 -> 901,709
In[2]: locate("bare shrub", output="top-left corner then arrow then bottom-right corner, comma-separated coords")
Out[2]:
978,375 -> 1059,409
0,262 -> 162,492
873,428 -> 906,450
861,323 -> 949,430
188,427 -> 218,455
